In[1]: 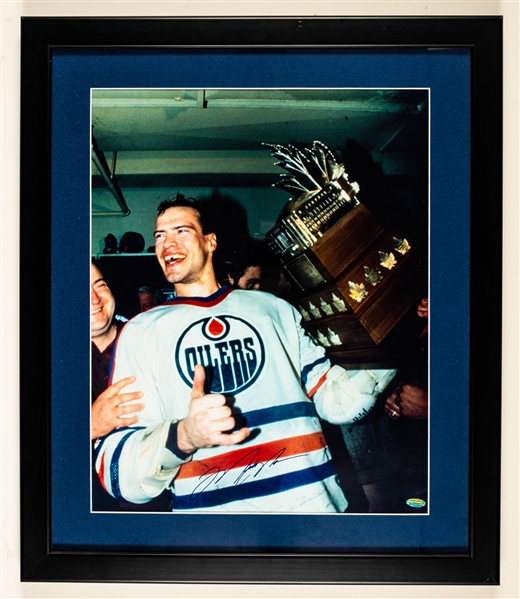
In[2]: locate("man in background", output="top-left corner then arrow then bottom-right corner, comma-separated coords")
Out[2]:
91,261 -> 144,439
137,285 -> 165,312
217,245 -> 263,290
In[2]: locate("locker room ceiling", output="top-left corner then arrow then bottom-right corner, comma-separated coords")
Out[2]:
91,88 -> 428,214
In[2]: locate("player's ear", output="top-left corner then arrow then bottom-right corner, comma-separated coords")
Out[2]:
206,232 -> 217,253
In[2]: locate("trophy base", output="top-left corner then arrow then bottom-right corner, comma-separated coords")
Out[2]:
292,230 -> 426,358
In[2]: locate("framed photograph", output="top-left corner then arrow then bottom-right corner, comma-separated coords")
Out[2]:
20,16 -> 502,584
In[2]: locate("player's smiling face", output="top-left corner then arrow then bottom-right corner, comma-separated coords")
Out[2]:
154,206 -> 217,286
91,263 -> 116,338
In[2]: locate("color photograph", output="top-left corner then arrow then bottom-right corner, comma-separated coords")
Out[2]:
90,88 -> 430,517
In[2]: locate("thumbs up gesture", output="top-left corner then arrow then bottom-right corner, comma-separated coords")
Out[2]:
177,364 -> 250,454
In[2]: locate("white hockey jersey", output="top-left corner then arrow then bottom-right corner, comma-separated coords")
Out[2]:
95,287 -> 395,513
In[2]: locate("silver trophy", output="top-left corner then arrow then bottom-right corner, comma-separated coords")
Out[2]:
264,141 -> 360,262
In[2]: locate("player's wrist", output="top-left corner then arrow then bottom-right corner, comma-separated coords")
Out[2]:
171,419 -> 197,456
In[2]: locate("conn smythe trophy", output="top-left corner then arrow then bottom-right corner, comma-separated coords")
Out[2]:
264,141 -> 424,360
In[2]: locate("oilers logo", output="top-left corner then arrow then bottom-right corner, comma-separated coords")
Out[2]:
175,315 -> 265,394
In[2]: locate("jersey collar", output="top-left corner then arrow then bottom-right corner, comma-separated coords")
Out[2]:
164,286 -> 232,307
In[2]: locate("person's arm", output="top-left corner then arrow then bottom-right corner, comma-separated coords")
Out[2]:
297,319 -> 396,424
94,322 -> 181,503
95,367 -> 250,504
312,365 -> 396,424
95,324 -> 249,504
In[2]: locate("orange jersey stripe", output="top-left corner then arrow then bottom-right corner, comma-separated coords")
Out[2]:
307,368 -> 330,398
177,431 -> 327,480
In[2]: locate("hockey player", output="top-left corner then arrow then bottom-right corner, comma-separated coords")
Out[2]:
94,195 -> 396,512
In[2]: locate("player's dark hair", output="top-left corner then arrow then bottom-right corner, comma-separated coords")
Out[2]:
157,193 -> 214,234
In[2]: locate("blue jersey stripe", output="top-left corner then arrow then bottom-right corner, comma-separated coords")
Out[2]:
301,356 -> 328,386
94,426 -> 146,455
109,429 -> 138,501
173,461 -> 337,510
238,401 -> 318,429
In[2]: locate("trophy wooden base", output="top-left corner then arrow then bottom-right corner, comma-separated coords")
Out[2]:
284,205 -> 426,365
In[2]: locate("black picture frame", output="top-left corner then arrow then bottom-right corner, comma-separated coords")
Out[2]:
20,16 -> 502,584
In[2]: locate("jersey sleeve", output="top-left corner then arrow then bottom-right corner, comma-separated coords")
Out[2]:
296,317 -> 332,396
94,319 -> 190,504
94,421 -> 189,503
312,365 -> 397,424
293,306 -> 397,424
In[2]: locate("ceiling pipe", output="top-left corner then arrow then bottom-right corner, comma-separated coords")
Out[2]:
196,89 -> 207,109
92,135 -> 131,216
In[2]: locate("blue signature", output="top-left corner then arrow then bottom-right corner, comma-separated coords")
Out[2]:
189,447 -> 306,500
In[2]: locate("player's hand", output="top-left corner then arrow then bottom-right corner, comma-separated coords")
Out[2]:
91,376 -> 144,439
177,364 -> 250,453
